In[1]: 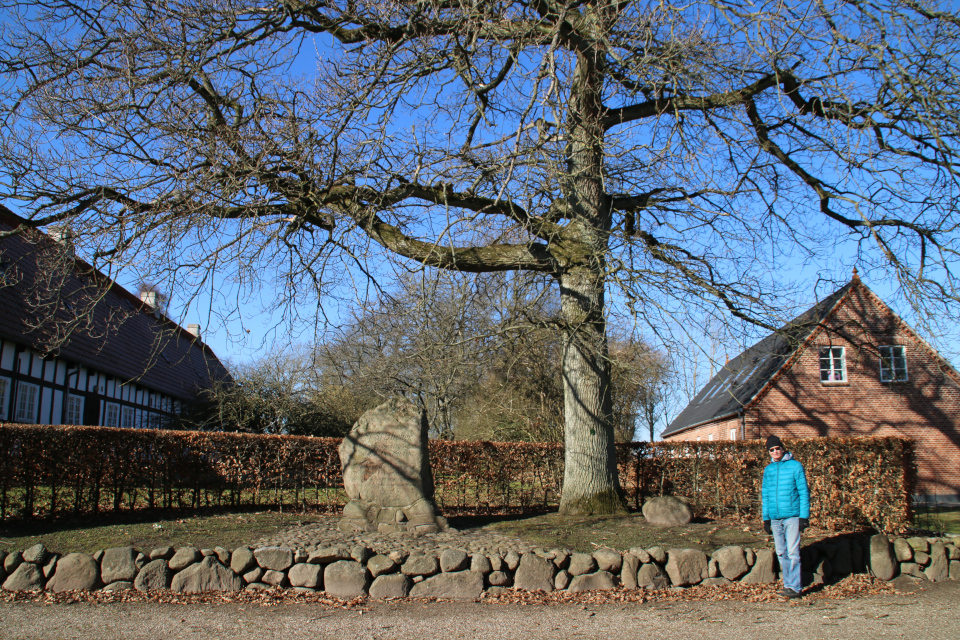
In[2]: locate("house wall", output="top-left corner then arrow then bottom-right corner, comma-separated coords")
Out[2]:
751,285 -> 960,498
667,415 -> 743,442
0,337 -> 180,428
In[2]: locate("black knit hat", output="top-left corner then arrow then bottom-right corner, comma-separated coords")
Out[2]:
765,435 -> 784,450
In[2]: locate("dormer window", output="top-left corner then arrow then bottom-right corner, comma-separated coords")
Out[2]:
879,345 -> 908,382
820,347 -> 846,383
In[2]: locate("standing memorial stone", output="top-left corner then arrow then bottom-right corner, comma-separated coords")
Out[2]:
338,397 -> 448,535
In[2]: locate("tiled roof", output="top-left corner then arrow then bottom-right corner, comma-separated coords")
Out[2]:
0,206 -> 230,401
662,282 -> 855,437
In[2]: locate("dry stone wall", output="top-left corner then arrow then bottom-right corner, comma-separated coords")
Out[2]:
2,534 -> 958,598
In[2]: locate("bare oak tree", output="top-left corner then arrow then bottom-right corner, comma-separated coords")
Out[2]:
2,1 -> 960,513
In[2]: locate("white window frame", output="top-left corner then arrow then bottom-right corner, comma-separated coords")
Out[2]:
65,394 -> 84,425
15,382 -> 39,423
0,376 -> 10,420
708,433 -> 714,441
104,401 -> 120,428
729,428 -> 737,440
121,405 -> 136,429
820,346 -> 847,383
879,345 -> 908,382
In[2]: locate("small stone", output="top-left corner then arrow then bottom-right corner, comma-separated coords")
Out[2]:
740,548 -> 776,584
712,546 -> 748,581
907,537 -> 930,553
244,582 -> 271,591
214,547 -> 231,565
707,559 -> 719,579
42,555 -> 59,579
629,548 -> 651,564
869,534 -> 897,581
488,554 -> 505,572
621,554 -> 640,589
744,548 -> 756,567
3,553 -> 21,574
647,547 -> 667,565
504,550 -> 521,571
351,545 -> 373,564
924,542 -> 949,582
308,545 -> 352,564
200,548 -> 215,557
470,554 -> 492,574
554,570 -> 571,590
637,563 -> 669,589
665,549 -> 708,587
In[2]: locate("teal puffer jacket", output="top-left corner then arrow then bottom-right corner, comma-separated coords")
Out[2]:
761,452 -> 810,520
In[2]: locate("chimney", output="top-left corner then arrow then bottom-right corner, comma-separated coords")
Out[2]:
140,290 -> 157,308
186,324 -> 201,337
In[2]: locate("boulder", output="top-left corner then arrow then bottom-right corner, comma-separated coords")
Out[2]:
440,549 -> 470,573
869,534 -> 897,581
712,546 -> 749,581
568,570 -> 616,593
168,547 -> 201,572
552,550 -> 570,569
368,555 -> 399,578
134,559 -> 172,592
46,554 -> 100,592
369,573 -> 411,599
324,560 -> 370,598
150,547 -> 175,561
242,567 -> 264,584
102,581 -> 133,591
170,556 -> 242,593
593,549 -> 622,573
487,571 -> 511,587
665,549 -> 707,587
22,543 -> 51,565
504,550 -> 521,571
636,563 -> 669,589
914,551 -> 931,566
42,555 -> 59,579
2,562 -> 44,591
470,554 -> 492,574
740,548 -> 776,584
289,563 -> 323,589
338,397 -> 445,535
629,548 -> 651,564
924,541 -> 949,582
402,554 -> 439,577
642,496 -> 693,526
231,547 -> 256,574
907,537 -> 930,553
513,553 -> 554,592
950,560 -> 960,581
647,546 -> 667,564
568,553 -> 596,576
4,552 -> 22,574
101,547 -> 139,584
893,538 -> 913,562
215,547 -> 232,565
308,545 -> 352,564
409,570 -> 483,600
254,547 -> 293,572
621,554 -> 640,589
261,570 -> 287,587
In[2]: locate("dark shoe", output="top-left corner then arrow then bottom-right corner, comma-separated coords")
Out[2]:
778,588 -> 802,598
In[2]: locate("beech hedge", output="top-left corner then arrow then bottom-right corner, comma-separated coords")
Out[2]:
0,424 -> 915,531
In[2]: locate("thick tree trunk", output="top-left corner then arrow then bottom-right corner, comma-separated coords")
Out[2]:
557,266 -> 627,515
556,42 -> 627,516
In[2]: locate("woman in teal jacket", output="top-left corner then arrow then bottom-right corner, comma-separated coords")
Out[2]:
761,435 -> 810,598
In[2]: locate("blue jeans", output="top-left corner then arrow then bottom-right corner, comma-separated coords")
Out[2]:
771,517 -> 802,593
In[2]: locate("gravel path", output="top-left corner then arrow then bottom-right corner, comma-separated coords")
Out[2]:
1,579 -> 957,639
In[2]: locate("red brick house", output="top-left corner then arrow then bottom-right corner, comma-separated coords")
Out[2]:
662,272 -> 960,503
0,206 -> 230,427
